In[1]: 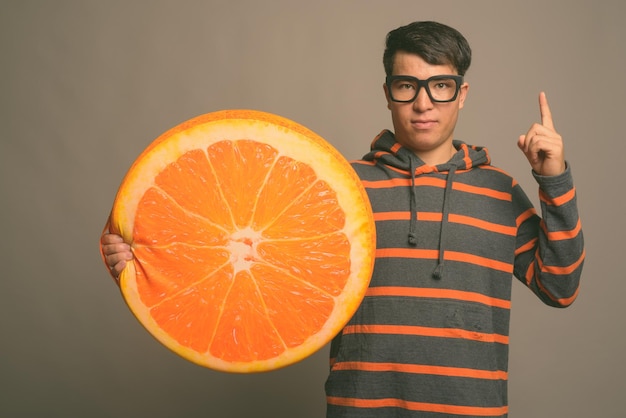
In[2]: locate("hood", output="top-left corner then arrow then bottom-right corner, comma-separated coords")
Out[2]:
363,129 -> 491,173
363,130 -> 491,279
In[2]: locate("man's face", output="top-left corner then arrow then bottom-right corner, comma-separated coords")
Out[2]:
384,51 -> 469,165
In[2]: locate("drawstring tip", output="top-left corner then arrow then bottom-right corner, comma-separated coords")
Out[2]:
408,233 -> 417,246
432,265 -> 443,280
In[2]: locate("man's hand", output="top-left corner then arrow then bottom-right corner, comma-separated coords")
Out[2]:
517,92 -> 566,176
101,233 -> 133,279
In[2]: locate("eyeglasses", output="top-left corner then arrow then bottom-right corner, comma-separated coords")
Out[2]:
386,75 -> 464,103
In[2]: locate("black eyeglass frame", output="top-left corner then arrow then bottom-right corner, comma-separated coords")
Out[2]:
385,74 -> 464,103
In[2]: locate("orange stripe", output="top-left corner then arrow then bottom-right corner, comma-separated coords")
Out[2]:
539,187 -> 576,206
458,144 -> 476,169
539,249 -> 585,275
463,149 -> 472,169
555,286 -> 580,306
327,396 -> 508,416
419,211 -> 442,221
414,177 -> 446,187
351,160 -> 375,166
361,178 -> 410,188
365,286 -> 511,309
373,151 -> 388,160
445,251 -> 514,273
452,183 -> 512,201
376,248 -> 439,259
514,237 -> 537,256
448,214 -> 516,235
524,259 -> 534,286
329,356 -> 337,368
333,361 -> 508,380
516,207 -> 537,227
542,218 -> 582,241
375,249 -> 513,273
374,211 -> 411,221
343,324 -> 509,345
415,165 -> 439,176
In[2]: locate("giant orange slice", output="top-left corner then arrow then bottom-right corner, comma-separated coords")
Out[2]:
106,109 -> 375,373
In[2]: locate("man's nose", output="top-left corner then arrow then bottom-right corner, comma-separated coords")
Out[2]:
413,86 -> 434,111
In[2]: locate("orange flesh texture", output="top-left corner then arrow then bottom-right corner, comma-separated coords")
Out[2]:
110,110 -> 375,372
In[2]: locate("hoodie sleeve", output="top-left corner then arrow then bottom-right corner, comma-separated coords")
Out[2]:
512,164 -> 585,307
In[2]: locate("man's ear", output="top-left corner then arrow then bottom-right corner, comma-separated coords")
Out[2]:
458,82 -> 469,109
383,83 -> 392,110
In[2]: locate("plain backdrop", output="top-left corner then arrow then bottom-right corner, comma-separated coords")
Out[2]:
2,1 -> 624,417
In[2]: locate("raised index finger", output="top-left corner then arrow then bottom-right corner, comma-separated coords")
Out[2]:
539,91 -> 555,130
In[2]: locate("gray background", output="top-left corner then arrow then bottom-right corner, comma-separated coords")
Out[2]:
2,1 -> 624,417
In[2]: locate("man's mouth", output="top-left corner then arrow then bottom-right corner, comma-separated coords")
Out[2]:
411,119 -> 437,129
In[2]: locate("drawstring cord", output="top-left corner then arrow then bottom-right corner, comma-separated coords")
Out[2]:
408,158 -> 418,246
432,165 -> 457,280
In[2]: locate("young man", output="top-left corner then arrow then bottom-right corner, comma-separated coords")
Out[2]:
322,21 -> 583,417
102,21 -> 584,417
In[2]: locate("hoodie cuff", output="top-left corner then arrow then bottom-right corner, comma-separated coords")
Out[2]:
531,162 -> 575,197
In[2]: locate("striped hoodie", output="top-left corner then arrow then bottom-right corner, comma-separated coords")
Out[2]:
325,130 -> 585,417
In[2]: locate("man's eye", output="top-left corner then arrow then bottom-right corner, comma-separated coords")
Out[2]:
398,83 -> 415,90
432,81 -> 454,90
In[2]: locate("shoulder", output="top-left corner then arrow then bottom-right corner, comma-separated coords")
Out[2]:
350,159 -> 397,181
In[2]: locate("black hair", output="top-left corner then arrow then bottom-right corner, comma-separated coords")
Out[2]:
383,21 -> 472,77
